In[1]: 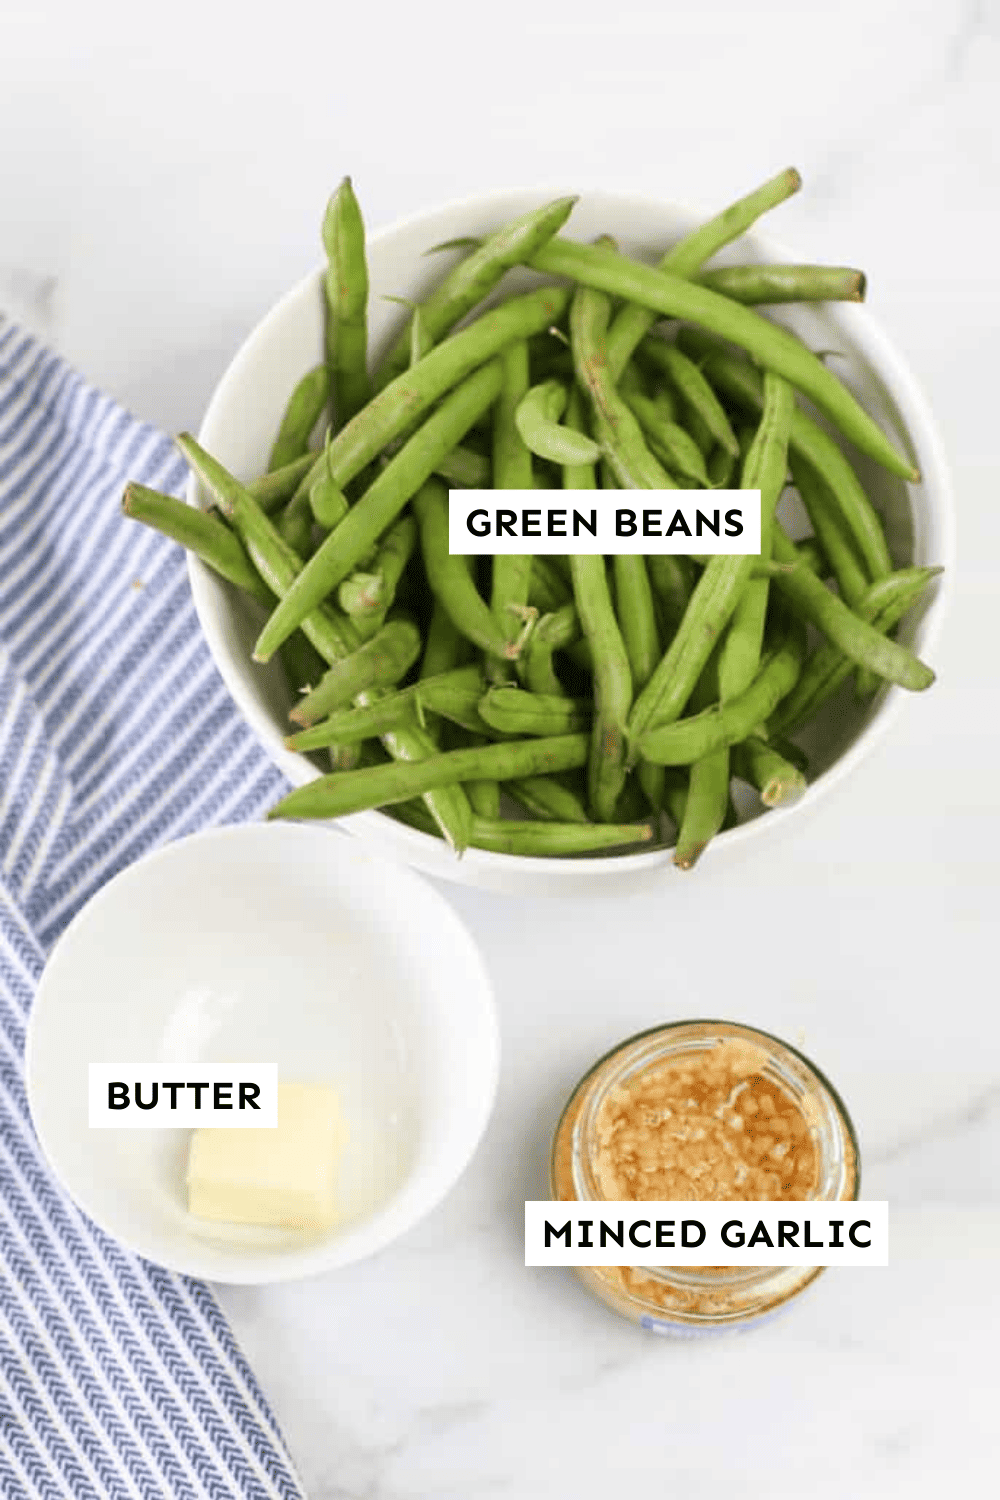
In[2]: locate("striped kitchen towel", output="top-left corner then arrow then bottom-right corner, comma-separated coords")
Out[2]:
0,319 -> 306,1499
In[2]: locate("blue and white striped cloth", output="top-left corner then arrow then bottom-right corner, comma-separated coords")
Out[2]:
0,320 -> 306,1498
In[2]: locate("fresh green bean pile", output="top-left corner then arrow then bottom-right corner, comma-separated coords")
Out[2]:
122,168 -> 941,868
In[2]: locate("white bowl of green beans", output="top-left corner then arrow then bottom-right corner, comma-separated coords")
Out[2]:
145,174 -> 953,894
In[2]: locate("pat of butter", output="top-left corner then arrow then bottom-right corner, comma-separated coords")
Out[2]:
187,1081 -> 345,1230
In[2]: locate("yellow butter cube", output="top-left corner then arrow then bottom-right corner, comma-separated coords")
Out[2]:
187,1081 -> 345,1230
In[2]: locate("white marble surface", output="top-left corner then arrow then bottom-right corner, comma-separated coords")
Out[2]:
4,0 -> 1000,1494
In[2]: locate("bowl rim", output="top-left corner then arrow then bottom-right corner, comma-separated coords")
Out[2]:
24,821 -> 501,1283
187,185 -> 956,885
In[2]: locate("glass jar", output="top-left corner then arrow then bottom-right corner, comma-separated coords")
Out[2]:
550,1019 -> 859,1336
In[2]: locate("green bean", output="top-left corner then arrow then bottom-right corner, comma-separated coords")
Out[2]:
323,177 -> 370,427
603,167 -> 802,376
646,554 -> 695,637
385,798 -> 443,837
177,433 -> 359,662
478,686 -> 589,736
277,489 -> 314,557
639,341 -> 739,458
290,283 -> 569,509
514,380 -> 602,466
121,483 -> 273,608
308,438 -> 350,529
621,389 -> 709,485
789,454 -> 868,607
731,736 -> 807,807
770,566 -> 942,733
612,553 -> 663,812
661,770 -> 690,832
460,732 -> 503,821
570,282 -> 675,490
673,749 -> 730,869
248,451 -> 320,513
528,556 -> 572,613
177,434 -> 472,849
639,627 -> 806,765
529,237 -> 917,481
706,445 -> 736,488
289,617 -> 422,727
268,365 -> 330,472
254,360 -> 505,662
682,341 -> 895,581
338,513 -> 417,639
560,387 -> 633,821
489,341 -> 535,681
769,526 -> 934,691
421,598 -> 473,679
374,196 -> 577,390
697,264 -> 866,305
413,478 -> 524,660
433,444 -> 491,488
506,775 -> 590,824
718,372 -> 795,702
794,536 -> 828,576
523,604 -> 578,696
670,647 -> 727,866
468,816 -> 651,856
627,552 -> 756,750
278,631 -> 327,699
338,571 -> 383,625
269,733 -> 589,820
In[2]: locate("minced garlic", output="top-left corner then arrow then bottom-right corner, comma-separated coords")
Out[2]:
591,1039 -> 819,1203
550,1022 -> 858,1333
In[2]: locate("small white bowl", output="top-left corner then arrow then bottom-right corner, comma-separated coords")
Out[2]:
25,824 -> 499,1283
188,189 -> 954,895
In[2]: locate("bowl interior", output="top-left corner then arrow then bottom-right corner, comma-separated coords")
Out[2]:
188,190 -> 953,892
26,824 -> 498,1282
